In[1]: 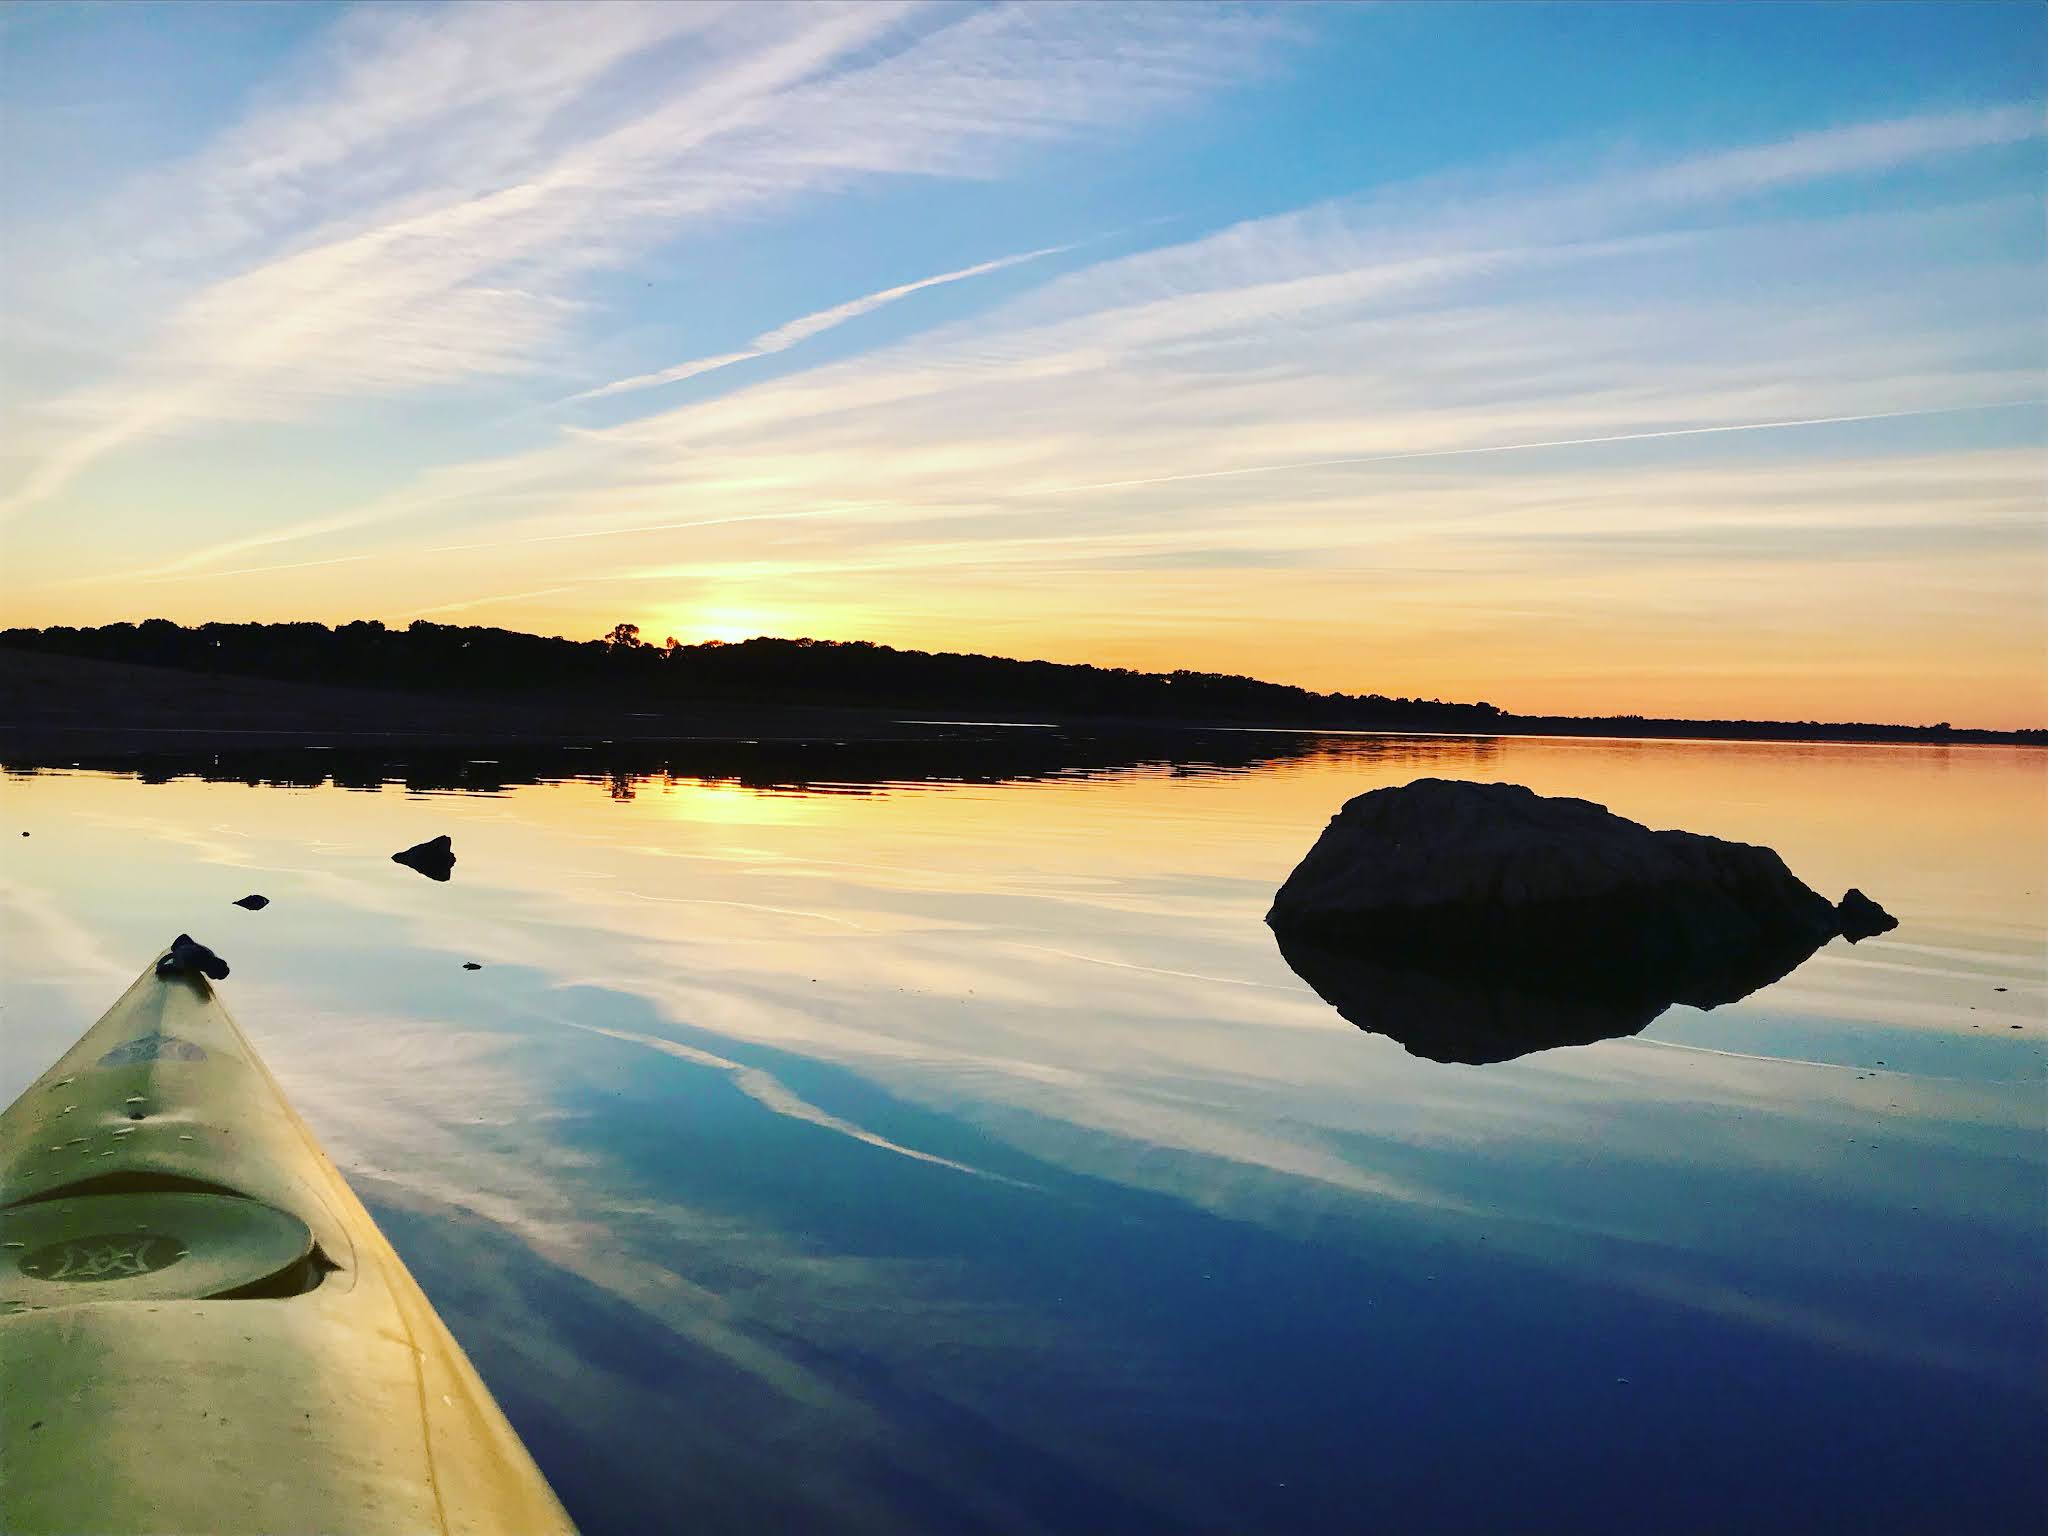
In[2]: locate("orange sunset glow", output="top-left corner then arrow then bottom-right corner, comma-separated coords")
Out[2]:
2,0 -> 2042,729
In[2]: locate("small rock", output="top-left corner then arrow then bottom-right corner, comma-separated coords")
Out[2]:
392,835 -> 456,882
1835,888 -> 1897,942
156,934 -> 229,981
232,894 -> 270,911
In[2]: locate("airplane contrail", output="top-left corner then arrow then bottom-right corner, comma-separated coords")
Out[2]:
126,398 -> 2041,584
134,550 -> 380,583
137,507 -> 859,583
567,243 -> 1073,405
1018,399 -> 2047,498
419,505 -> 856,557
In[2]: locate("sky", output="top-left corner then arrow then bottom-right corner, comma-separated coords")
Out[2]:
0,2 -> 2042,727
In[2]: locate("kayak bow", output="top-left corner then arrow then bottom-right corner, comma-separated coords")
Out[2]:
0,946 -> 576,1535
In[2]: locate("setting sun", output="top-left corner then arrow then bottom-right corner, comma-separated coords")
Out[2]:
674,608 -> 784,647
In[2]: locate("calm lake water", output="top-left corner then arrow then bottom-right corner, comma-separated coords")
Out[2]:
3,734 -> 2043,1534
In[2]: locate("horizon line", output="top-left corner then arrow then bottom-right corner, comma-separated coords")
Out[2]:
2,618 -> 2038,738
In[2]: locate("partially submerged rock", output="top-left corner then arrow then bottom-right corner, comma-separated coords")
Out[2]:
156,933 -> 229,981
392,834 -> 456,882
1268,779 -> 1894,1062
1836,888 -> 1897,941
232,894 -> 270,910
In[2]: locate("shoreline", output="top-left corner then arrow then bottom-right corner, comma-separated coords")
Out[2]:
2,645 -> 2037,765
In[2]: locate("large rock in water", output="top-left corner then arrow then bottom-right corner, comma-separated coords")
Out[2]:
1267,779 -> 1894,1063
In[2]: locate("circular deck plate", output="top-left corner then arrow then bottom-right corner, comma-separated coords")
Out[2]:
0,1191 -> 312,1310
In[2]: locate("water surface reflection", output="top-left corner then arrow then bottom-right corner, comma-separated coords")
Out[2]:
3,734 -> 2042,1533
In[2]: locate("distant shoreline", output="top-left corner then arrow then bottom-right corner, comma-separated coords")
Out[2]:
1204,723 -> 2044,750
1,634 -> 2039,759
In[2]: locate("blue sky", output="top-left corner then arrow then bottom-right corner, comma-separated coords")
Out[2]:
1,2 -> 2042,722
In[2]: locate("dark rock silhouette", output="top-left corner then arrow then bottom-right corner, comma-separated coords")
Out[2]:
156,933 -> 229,981
233,894 -> 270,910
462,961 -> 482,971
1268,779 -> 1894,1063
392,834 -> 456,882
1836,888 -> 1897,940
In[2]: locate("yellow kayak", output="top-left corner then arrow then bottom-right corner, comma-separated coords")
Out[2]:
0,940 -> 577,1535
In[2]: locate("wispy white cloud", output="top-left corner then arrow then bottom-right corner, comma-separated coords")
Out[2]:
125,103 -> 2039,585
1007,399 -> 2045,499
564,1020 -> 1015,1180
1635,103 -> 2044,204
8,29 -> 2040,718
1,1 -> 1279,523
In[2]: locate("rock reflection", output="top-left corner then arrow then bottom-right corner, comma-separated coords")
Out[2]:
1272,928 -> 1826,1065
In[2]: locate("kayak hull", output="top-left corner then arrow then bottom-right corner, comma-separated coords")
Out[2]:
0,955 -> 576,1535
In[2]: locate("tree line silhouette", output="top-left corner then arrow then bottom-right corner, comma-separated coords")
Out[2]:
1,619 -> 2035,744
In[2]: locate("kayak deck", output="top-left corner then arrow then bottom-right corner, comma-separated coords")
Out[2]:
0,948 -> 576,1535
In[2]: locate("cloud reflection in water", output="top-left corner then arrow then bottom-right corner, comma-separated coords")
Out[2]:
0,733 -> 2041,1532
